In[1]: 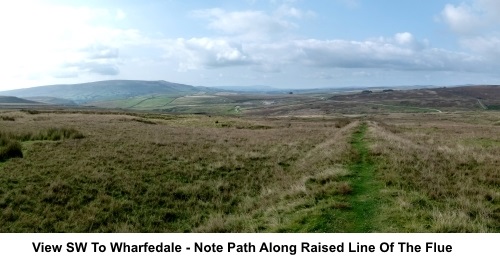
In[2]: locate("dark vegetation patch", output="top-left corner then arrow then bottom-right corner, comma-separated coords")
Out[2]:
16,128 -> 85,141
1,116 -> 15,121
0,135 -> 23,161
335,118 -> 351,128
485,104 -> 500,110
20,109 -> 40,115
132,118 -> 157,125
0,128 -> 84,162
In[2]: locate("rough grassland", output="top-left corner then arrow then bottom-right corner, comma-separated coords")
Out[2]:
368,113 -> 500,232
0,110 -> 498,232
0,111 -> 359,232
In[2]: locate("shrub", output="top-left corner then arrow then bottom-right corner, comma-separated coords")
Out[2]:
0,140 -> 23,161
20,109 -> 40,115
0,116 -> 15,121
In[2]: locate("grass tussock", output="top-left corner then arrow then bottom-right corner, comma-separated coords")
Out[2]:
0,127 -> 84,163
1,116 -> 15,121
8,127 -> 85,142
0,134 -> 23,161
334,118 -> 352,128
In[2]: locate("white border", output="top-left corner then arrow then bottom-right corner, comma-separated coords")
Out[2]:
0,233 -> 497,262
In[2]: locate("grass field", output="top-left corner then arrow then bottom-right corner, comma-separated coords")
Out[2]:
0,109 -> 498,232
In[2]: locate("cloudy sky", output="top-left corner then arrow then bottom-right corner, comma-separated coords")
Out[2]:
1,0 -> 500,91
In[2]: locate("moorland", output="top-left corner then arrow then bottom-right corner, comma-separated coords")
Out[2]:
0,82 -> 498,232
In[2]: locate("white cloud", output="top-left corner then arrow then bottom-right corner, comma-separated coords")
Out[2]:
116,9 -> 127,20
440,0 -> 500,36
460,36 -> 500,58
67,62 -> 120,76
476,0 -> 500,16
394,32 -> 415,45
83,45 -> 120,60
2,1 -> 499,90
440,0 -> 500,61
160,30 -> 483,75
182,7 -> 481,75
275,5 -> 315,19
306,38 -> 481,72
163,38 -> 252,71
191,8 -> 299,40
0,2 -> 144,85
393,32 -> 429,51
440,3 -> 484,35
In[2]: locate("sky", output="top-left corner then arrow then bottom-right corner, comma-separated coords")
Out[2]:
1,0 -> 500,91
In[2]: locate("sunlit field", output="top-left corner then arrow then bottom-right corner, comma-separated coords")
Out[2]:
0,109 -> 498,232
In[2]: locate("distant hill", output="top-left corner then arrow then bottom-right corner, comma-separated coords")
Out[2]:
435,85 -> 500,109
0,96 -> 42,104
0,80 -> 215,104
24,97 -> 77,106
212,85 -> 281,93
436,85 -> 500,99
328,85 -> 500,110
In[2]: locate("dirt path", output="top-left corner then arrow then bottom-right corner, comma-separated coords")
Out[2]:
477,99 -> 488,110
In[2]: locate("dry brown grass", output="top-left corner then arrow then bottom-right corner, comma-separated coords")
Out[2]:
0,110 -> 358,232
1,109 -> 498,232
367,112 -> 500,232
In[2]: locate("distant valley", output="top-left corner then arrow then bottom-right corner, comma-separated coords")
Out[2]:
0,80 -> 499,115
1,80 -> 499,233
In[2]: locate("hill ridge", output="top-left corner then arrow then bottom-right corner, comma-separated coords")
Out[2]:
0,80 -> 212,104
0,96 -> 42,104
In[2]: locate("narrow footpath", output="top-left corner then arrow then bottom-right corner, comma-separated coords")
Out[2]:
345,122 -> 379,232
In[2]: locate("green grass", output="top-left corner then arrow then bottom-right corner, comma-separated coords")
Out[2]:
345,122 -> 380,232
485,104 -> 500,110
131,96 -> 175,109
463,138 -> 500,148
157,105 -> 240,115
274,122 -> 383,232
88,95 -> 239,114
169,96 -> 235,106
89,96 -> 155,108
15,128 -> 84,141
